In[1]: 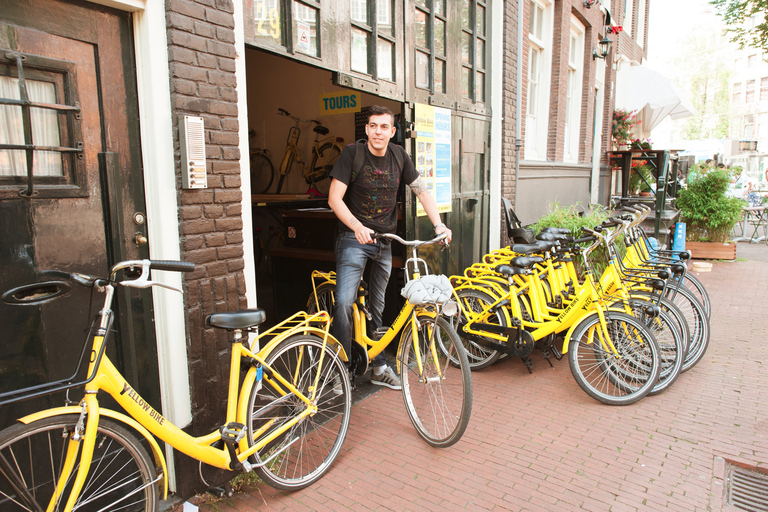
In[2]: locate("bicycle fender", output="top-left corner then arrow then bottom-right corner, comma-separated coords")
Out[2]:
561,312 -> 599,355
18,406 -> 169,500
396,309 -> 437,366
257,328 -> 348,362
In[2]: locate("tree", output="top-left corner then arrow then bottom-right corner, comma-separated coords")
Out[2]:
711,0 -> 768,55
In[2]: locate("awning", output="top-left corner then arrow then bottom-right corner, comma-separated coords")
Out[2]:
615,64 -> 696,135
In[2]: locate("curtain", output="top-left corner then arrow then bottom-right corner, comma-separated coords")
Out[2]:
0,76 -> 63,177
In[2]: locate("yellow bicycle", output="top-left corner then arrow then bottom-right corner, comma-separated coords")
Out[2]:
0,259 -> 352,511
308,233 -> 473,448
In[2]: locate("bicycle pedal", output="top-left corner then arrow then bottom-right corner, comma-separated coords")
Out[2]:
220,422 -> 246,444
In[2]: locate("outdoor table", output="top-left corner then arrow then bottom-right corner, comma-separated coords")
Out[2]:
733,205 -> 767,243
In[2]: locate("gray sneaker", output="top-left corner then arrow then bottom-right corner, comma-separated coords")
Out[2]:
331,369 -> 352,395
370,366 -> 401,390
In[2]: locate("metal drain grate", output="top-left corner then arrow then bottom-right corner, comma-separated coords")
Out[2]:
726,463 -> 768,512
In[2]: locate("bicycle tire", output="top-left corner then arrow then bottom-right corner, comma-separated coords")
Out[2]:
247,334 -> 351,491
677,272 -> 711,318
568,311 -> 661,405
0,414 -> 159,511
662,285 -> 710,372
306,282 -> 335,315
399,314 -> 473,448
454,288 -> 504,369
250,151 -> 275,194
613,298 -> 685,395
308,143 -> 341,196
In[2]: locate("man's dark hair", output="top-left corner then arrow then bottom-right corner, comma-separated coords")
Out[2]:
366,105 -> 395,124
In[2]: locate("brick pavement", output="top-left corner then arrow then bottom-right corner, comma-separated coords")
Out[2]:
198,254 -> 768,512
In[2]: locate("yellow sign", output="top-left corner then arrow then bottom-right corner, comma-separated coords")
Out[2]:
319,91 -> 361,115
415,103 -> 452,215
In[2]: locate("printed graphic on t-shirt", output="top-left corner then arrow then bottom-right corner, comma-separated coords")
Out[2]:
359,164 -> 398,223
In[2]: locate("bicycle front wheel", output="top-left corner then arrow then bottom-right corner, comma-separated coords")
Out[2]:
250,151 -> 275,194
308,143 -> 341,195
399,314 -> 473,448
247,334 -> 351,491
0,415 -> 159,511
568,311 -> 661,405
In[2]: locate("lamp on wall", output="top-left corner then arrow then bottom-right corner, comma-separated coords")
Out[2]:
583,0 -> 597,7
592,36 -> 612,60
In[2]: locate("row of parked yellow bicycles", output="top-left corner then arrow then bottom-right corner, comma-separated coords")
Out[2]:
0,204 -> 710,510
450,203 -> 710,405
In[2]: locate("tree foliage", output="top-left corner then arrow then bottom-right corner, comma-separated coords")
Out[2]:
676,167 -> 744,242
711,0 -> 768,55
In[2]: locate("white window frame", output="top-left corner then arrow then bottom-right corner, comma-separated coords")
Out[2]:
525,0 -> 553,160
564,17 -> 584,163
636,0 -> 646,48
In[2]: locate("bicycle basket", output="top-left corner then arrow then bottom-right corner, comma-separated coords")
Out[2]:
401,274 -> 454,305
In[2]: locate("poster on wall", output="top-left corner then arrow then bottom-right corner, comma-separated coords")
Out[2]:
415,103 -> 452,216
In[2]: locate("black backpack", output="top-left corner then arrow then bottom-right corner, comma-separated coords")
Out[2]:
350,139 -> 405,182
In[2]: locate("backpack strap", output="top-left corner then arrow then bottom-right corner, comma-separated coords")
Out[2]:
351,139 -> 405,183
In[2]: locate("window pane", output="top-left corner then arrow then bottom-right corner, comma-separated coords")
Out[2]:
476,71 -> 485,102
0,77 -> 63,177
476,4 -> 486,36
415,0 -> 429,9
378,0 -> 394,36
462,32 -> 472,63
293,2 -> 318,57
461,1 -> 471,30
462,66 -> 471,98
416,51 -> 429,89
351,0 -> 368,24
377,38 -> 394,81
351,27 -> 369,73
253,0 -> 284,45
415,9 -> 428,48
435,18 -> 445,55
434,0 -> 445,16
476,38 -> 485,68
435,58 -> 445,93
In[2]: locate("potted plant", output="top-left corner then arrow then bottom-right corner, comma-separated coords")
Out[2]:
675,165 -> 745,259
628,162 -> 654,196
612,109 -> 640,150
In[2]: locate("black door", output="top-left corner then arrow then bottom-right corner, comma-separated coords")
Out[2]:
0,0 -> 159,426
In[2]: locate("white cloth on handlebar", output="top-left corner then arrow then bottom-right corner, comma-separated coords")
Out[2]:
401,274 -> 454,305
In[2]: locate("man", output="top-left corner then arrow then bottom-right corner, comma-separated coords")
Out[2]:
327,105 -> 451,390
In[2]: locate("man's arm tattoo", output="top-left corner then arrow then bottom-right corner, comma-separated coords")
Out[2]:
410,177 -> 428,197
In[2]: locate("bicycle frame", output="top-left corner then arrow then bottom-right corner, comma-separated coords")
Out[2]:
14,270 -> 343,511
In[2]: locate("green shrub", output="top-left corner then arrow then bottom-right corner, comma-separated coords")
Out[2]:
676,167 -> 744,242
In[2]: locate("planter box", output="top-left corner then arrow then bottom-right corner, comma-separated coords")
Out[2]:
686,241 -> 736,260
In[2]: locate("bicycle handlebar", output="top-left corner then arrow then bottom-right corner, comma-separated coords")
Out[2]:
373,232 -> 449,247
277,108 -> 320,125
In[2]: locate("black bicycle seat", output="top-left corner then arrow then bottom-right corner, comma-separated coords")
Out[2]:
494,264 -> 528,277
510,244 -> 541,254
509,256 -> 544,268
540,227 -> 572,235
206,309 -> 266,331
313,125 -> 330,135
534,240 -> 559,252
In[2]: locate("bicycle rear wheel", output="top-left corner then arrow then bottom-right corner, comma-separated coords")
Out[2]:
308,143 -> 341,196
250,151 -> 275,194
306,282 -> 335,315
0,415 -> 159,511
247,334 -> 351,491
568,311 -> 660,405
399,314 -> 472,448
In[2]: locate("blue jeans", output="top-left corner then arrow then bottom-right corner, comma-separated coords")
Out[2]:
331,232 -> 392,368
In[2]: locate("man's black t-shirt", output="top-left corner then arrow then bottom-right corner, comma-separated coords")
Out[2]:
330,143 -> 419,234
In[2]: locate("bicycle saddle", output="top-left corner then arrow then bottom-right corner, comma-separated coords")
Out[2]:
206,309 -> 266,330
509,256 -> 544,268
536,232 -> 567,241
313,125 -> 330,135
534,240 -> 559,252
510,244 -> 541,254
494,264 -> 529,276
540,227 -> 572,235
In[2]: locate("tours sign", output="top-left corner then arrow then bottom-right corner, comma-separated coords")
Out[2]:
415,103 -> 452,215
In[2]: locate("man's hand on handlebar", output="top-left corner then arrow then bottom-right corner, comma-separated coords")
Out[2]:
435,224 -> 452,244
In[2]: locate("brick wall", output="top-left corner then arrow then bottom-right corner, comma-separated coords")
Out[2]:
165,0 -> 246,496
500,0 -> 519,242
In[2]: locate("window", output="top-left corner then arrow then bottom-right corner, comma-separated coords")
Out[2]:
743,114 -> 754,139
0,52 -> 84,198
351,0 -> 396,81
525,0 -> 552,160
748,54 -> 758,68
746,79 -> 756,104
624,0 -> 634,38
758,112 -> 767,140
733,82 -> 742,104
564,18 -> 584,163
460,0 -> 487,103
293,1 -> 320,57
253,0 -> 284,47
413,0 -> 446,93
761,77 -> 768,102
636,0 -> 646,48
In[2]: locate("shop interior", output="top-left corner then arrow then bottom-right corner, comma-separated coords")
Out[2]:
245,48 -> 404,326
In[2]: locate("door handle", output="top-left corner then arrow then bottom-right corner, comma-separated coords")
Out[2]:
134,232 -> 148,246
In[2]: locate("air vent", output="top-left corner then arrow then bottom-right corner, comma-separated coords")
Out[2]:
726,462 -> 768,511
